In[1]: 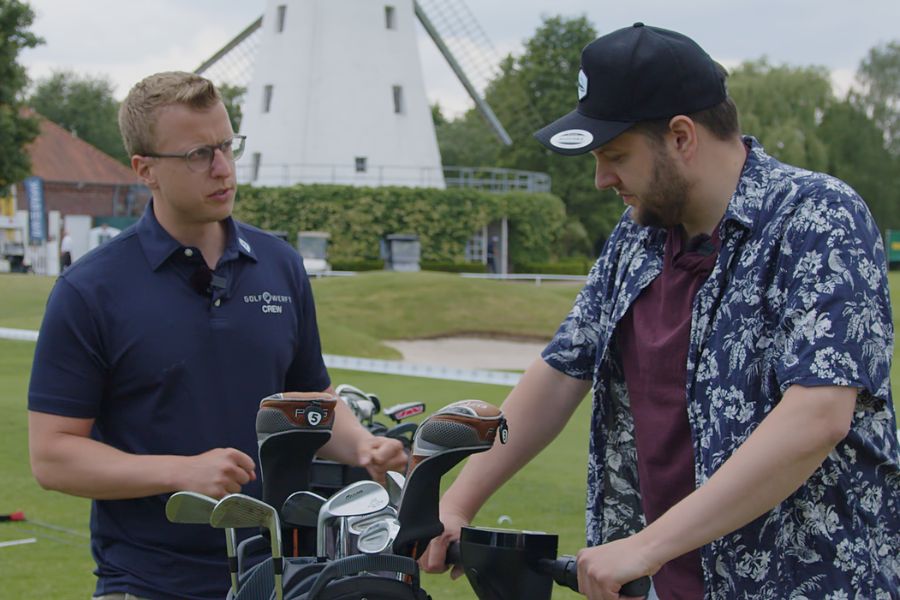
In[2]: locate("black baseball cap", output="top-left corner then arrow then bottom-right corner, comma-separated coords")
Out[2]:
534,23 -> 727,155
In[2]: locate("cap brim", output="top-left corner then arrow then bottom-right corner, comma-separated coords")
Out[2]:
533,109 -> 635,156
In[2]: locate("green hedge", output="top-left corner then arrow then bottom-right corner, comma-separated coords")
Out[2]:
233,184 -> 566,266
421,261 -> 488,273
329,259 -> 383,272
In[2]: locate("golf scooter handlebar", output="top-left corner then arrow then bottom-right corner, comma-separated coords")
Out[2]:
445,542 -> 652,598
542,553 -> 651,597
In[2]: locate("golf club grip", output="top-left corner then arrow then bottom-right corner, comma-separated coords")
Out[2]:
541,555 -> 651,597
445,541 -> 461,566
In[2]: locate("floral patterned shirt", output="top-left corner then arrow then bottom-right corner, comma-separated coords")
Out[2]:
542,138 -> 900,598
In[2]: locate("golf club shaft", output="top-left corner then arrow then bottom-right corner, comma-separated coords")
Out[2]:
225,528 -> 239,595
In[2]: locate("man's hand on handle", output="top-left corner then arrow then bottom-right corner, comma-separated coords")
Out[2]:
419,510 -> 469,578
576,536 -> 656,600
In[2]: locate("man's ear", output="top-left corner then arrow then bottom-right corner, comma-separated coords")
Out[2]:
131,155 -> 158,189
667,115 -> 699,162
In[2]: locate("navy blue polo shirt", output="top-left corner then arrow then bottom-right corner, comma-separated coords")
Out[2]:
29,201 -> 330,600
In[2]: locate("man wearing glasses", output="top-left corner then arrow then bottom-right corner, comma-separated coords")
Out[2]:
27,71 -> 406,600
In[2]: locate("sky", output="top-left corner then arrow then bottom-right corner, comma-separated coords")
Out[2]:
17,0 -> 900,117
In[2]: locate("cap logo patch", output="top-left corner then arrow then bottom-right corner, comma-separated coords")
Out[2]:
550,129 -> 594,150
578,69 -> 588,101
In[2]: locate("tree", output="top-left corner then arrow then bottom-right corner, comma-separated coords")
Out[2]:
219,83 -> 246,133
489,16 -> 623,253
29,70 -> 128,164
433,102 -> 500,167
855,41 -> 900,156
0,0 -> 42,188
819,99 -> 900,231
727,59 -> 833,171
435,15 -> 623,255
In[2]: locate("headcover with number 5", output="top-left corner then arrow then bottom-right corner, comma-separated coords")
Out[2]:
256,392 -> 337,519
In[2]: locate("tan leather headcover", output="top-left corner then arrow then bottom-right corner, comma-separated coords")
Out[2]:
258,391 -> 337,429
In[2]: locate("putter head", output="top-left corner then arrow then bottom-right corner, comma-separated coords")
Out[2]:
165,491 -> 217,524
257,392 -> 336,520
281,491 -> 326,529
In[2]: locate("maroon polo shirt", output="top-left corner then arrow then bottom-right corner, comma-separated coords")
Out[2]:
617,225 -> 720,600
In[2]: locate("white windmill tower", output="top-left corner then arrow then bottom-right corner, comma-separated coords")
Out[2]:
195,0 -> 513,190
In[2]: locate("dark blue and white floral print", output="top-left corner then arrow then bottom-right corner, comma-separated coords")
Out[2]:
543,137 -> 900,599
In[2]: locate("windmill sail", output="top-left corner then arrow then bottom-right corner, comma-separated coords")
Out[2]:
194,18 -> 262,89
413,0 -> 511,145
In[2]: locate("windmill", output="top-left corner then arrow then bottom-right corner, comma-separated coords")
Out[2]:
195,0 -> 511,189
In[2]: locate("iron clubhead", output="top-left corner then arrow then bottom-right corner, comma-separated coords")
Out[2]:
281,490 -> 326,529
357,517 -> 401,555
166,491 -> 239,595
316,480 -> 390,558
165,491 -> 217,524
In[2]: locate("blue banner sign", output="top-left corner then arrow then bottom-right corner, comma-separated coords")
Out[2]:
24,176 -> 46,244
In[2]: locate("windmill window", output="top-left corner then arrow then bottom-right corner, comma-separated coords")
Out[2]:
252,153 -> 262,181
355,157 -> 368,173
392,85 -> 404,114
263,85 -> 274,113
276,5 -> 287,32
385,6 -> 396,29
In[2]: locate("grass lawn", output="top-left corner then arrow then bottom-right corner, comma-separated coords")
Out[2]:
0,272 -> 585,599
310,271 -> 581,359
1,270 -> 898,599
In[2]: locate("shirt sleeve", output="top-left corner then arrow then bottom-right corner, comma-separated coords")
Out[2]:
28,277 -> 108,418
284,264 -> 331,392
541,240 -> 617,380
774,181 -> 893,404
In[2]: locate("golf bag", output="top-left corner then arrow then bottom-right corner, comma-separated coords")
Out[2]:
227,542 -> 432,600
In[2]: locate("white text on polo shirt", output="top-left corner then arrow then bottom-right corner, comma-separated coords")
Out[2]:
243,292 -> 293,314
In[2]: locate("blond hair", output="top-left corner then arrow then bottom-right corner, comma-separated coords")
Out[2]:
118,71 -> 222,157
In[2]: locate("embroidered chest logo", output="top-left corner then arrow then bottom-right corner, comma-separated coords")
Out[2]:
242,291 -> 293,314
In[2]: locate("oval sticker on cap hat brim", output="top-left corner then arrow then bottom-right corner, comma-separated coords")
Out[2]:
550,129 -> 594,150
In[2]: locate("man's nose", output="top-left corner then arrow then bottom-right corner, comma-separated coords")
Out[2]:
595,166 -> 620,191
210,148 -> 232,177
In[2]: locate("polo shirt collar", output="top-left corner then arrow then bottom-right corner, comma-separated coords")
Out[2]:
137,200 -> 258,271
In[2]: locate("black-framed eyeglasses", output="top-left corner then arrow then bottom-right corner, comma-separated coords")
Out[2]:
143,135 -> 247,173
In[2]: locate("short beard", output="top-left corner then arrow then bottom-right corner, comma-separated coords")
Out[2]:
631,147 -> 690,229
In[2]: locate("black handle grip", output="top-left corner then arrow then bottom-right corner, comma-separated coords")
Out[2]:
445,540 -> 461,566
540,555 -> 651,597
